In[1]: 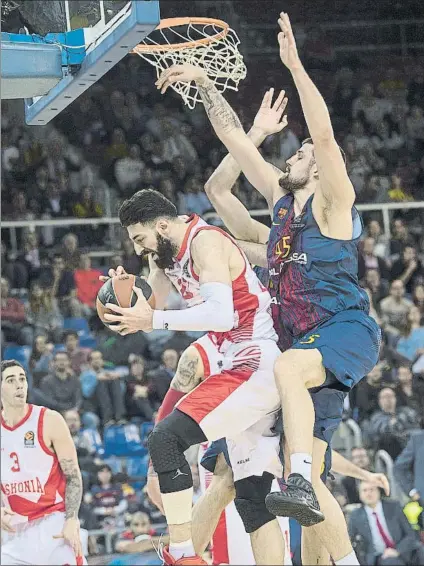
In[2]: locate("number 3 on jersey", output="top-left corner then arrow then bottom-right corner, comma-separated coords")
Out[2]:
10,451 -> 21,472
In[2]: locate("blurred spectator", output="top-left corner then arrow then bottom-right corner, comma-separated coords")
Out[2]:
74,254 -> 103,311
39,254 -> 81,317
406,106 -> 424,154
17,232 -> 41,281
1,241 -> 29,289
368,387 -> 419,459
104,127 -> 128,166
114,144 -> 145,195
394,431 -> 424,507
64,408 -> 104,467
367,219 -> 390,259
73,186 -> 103,219
29,335 -> 54,387
90,464 -> 128,528
125,356 -> 155,422
413,284 -> 424,318
40,180 -> 69,218
303,25 -> 336,70
349,481 -> 424,566
378,67 -> 406,101
388,174 -> 412,202
62,233 -> 81,271
1,277 -> 33,345
36,351 -> 82,412
390,218 -> 416,256
396,306 -> 424,362
380,280 -> 413,336
64,330 -> 90,375
390,246 -> 424,295
342,447 -> 372,504
122,238 -> 142,275
372,120 -> 405,164
147,348 -> 179,405
352,364 -> 384,423
358,238 -> 389,281
80,350 -> 126,427
363,269 -> 389,307
178,177 -> 212,215
115,512 -> 168,554
394,365 -> 424,418
352,83 -> 393,128
26,282 -> 63,343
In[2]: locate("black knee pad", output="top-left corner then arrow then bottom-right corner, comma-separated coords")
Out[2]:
234,473 -> 276,534
147,409 -> 207,493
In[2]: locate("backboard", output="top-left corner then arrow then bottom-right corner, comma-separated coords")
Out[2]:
0,1 -> 160,125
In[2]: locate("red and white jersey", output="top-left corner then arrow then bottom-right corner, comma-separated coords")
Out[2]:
165,215 -> 277,348
1,404 -> 66,524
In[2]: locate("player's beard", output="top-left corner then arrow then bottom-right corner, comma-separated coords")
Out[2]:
279,172 -> 309,193
153,233 -> 178,270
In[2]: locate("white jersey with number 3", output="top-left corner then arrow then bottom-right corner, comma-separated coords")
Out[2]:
1,404 -> 66,525
165,214 -> 277,348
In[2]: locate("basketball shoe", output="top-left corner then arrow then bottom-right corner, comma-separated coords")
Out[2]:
161,546 -> 208,565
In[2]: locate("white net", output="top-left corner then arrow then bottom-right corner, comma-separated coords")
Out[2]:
133,19 -> 247,109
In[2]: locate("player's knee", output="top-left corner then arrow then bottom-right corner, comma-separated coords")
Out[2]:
234,474 -> 275,534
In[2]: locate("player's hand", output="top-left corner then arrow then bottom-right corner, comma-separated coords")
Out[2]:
104,286 -> 153,334
363,471 -> 390,496
277,13 -> 302,71
382,548 -> 399,558
99,265 -> 127,283
156,64 -> 208,94
1,507 -> 17,533
253,88 -> 288,136
53,517 -> 83,558
146,474 -> 165,515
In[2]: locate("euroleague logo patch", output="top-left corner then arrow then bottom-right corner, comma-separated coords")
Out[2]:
24,430 -> 35,447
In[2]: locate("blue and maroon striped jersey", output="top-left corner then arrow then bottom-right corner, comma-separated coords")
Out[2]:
267,193 -> 369,351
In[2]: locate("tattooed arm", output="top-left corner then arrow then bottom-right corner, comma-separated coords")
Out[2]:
170,346 -> 203,393
157,65 -> 283,208
45,410 -> 83,557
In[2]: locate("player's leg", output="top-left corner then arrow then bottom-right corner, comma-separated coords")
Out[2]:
192,452 -> 235,555
269,347 -> 326,525
309,438 -> 359,565
234,473 -> 286,565
147,408 -> 208,562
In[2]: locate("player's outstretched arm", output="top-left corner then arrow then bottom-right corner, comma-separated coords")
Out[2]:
277,14 -> 355,215
46,410 -> 84,558
237,240 -> 268,267
156,65 -> 284,207
205,89 -> 286,239
331,450 -> 390,495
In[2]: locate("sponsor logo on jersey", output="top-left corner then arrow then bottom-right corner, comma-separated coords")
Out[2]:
24,431 -> 35,447
2,477 -> 45,495
269,252 -> 308,274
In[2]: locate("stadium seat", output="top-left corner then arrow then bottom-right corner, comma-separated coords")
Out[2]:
79,336 -> 97,349
63,317 -> 90,336
103,423 -> 147,458
140,421 -> 154,448
103,456 -> 125,475
3,345 -> 31,365
126,454 -> 149,479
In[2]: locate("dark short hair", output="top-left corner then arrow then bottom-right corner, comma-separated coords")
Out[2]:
302,137 -> 347,164
63,330 -> 79,341
1,360 -> 25,379
118,189 -> 177,228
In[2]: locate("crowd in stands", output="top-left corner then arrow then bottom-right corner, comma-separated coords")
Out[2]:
1,3 -> 424,563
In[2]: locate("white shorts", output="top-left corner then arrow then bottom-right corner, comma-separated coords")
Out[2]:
1,512 -> 87,566
181,336 -> 282,480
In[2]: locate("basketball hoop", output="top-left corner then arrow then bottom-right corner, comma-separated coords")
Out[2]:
132,17 -> 247,109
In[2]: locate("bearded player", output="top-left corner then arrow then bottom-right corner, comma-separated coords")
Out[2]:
104,190 -> 288,565
1,360 -> 85,565
156,12 -> 380,566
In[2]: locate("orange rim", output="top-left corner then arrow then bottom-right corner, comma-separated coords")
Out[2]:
131,17 -> 229,53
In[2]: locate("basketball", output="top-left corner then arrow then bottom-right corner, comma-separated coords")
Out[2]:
96,274 -> 156,326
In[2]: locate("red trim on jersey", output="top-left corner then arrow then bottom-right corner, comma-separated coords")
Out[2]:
212,511 -> 230,565
192,342 -> 211,378
155,388 -> 186,423
175,214 -> 199,261
1,404 -> 33,431
37,407 -> 55,456
177,368 -> 253,424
